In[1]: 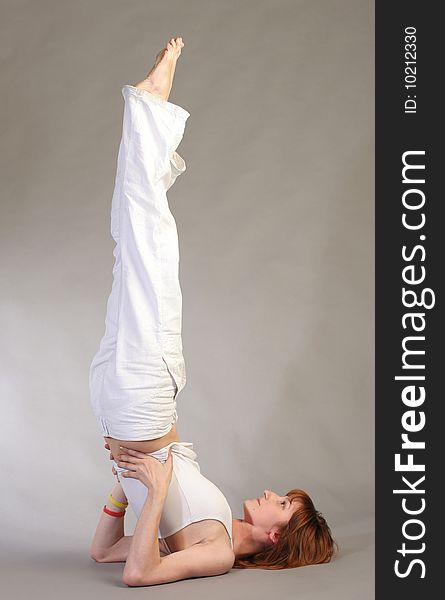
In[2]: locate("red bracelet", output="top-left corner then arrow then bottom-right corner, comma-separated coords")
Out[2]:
103,504 -> 125,518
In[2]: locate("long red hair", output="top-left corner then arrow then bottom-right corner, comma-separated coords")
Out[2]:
233,489 -> 337,570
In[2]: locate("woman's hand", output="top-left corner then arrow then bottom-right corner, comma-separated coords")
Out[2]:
117,447 -> 173,494
104,441 -> 118,476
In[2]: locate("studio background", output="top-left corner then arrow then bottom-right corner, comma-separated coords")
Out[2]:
0,0 -> 374,598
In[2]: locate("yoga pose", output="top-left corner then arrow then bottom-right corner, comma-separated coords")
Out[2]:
89,37 -> 335,586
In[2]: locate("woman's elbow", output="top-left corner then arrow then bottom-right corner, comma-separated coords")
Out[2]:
90,548 -> 108,563
122,569 -> 145,587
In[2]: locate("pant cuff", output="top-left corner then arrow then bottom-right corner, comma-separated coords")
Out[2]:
122,84 -> 191,123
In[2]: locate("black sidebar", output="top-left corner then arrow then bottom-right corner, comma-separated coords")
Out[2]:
376,2 -> 442,598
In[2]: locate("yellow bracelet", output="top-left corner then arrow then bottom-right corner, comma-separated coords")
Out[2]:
108,494 -> 128,510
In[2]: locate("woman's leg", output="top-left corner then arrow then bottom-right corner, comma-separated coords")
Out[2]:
112,84 -> 189,379
89,39 -> 189,441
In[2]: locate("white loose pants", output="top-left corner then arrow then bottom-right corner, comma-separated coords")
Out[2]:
89,85 -> 190,440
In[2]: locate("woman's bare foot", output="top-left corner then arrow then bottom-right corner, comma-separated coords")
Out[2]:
134,37 -> 184,102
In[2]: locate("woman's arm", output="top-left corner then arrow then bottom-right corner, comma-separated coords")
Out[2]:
118,448 -> 172,580
89,482 -> 129,562
122,478 -> 234,586
125,537 -> 234,586
118,447 -> 234,586
123,486 -> 166,579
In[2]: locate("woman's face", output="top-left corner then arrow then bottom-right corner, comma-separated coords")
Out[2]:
243,489 -> 297,533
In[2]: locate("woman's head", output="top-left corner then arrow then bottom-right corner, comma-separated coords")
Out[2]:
235,488 -> 337,569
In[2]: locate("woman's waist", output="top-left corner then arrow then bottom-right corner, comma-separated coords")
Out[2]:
107,426 -> 181,457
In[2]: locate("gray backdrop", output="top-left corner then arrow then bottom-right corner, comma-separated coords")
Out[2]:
0,0 -> 374,598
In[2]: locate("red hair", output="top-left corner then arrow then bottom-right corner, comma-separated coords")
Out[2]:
233,489 -> 337,570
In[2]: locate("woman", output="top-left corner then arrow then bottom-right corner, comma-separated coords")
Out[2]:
89,37 -> 336,586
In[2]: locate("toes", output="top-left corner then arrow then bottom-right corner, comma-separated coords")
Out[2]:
173,37 -> 183,54
166,37 -> 183,56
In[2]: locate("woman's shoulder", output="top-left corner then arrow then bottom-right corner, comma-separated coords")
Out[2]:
198,534 -> 235,570
164,519 -> 233,556
199,521 -> 235,563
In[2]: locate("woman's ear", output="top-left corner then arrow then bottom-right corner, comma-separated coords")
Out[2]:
267,527 -> 281,546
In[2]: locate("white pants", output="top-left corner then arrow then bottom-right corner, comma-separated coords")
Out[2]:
89,85 -> 190,440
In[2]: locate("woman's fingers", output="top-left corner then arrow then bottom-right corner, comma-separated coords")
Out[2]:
117,459 -> 137,469
116,447 -> 174,488
118,453 -> 140,464
121,470 -> 137,478
119,446 -> 148,458
165,451 -> 174,478
104,442 -> 115,461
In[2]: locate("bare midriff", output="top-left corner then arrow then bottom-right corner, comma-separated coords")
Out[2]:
105,424 -> 180,462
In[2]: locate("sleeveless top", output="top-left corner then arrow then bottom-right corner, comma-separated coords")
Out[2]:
114,442 -> 233,551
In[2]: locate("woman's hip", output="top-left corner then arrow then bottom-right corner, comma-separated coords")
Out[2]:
89,360 -> 180,441
89,351 -> 186,446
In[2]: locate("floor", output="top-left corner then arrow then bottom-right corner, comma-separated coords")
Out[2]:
2,523 -> 373,600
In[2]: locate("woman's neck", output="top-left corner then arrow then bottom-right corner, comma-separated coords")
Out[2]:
231,518 -> 268,558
